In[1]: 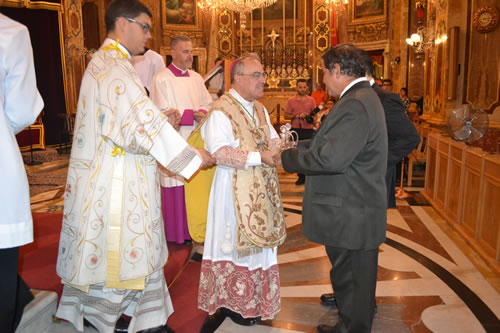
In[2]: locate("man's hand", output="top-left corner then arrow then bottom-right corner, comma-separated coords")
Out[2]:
260,151 -> 276,167
194,111 -> 206,123
164,109 -> 181,130
196,148 -> 216,168
272,152 -> 283,168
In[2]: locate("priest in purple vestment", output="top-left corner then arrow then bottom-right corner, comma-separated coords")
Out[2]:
150,35 -> 213,244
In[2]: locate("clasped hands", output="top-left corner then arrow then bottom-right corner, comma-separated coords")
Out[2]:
163,109 -> 206,131
261,151 -> 283,168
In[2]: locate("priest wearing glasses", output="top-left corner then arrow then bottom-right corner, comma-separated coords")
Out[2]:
197,54 -> 286,332
54,1 -> 214,332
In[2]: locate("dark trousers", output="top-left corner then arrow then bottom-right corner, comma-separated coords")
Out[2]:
386,164 -> 397,208
325,246 -> 379,333
0,247 -> 34,333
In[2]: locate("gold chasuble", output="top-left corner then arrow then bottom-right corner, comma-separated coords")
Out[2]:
215,93 -> 286,257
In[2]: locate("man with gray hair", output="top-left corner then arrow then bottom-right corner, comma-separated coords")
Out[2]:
150,34 -> 213,245
197,54 -> 286,332
276,44 -> 388,333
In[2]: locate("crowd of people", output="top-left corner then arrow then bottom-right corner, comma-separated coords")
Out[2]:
1,0 -> 420,332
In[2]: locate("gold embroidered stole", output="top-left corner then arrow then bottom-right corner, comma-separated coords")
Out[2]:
214,93 -> 286,257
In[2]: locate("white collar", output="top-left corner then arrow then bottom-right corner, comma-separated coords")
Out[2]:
229,88 -> 254,109
340,77 -> 368,98
171,62 -> 189,75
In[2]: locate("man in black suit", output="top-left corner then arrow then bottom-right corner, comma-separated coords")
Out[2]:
361,50 -> 420,208
275,44 -> 388,333
318,49 -> 422,312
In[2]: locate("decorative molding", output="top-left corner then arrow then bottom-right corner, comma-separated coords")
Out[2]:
472,6 -> 499,33
218,10 -> 234,58
346,22 -> 388,43
313,4 -> 330,53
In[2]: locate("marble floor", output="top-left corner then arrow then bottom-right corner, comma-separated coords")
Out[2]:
28,157 -> 500,332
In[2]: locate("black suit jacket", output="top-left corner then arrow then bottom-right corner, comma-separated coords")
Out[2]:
372,84 -> 420,208
281,81 -> 388,250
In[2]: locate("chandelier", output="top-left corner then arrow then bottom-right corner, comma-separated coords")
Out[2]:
324,0 -> 348,6
406,25 -> 447,57
198,0 -> 278,13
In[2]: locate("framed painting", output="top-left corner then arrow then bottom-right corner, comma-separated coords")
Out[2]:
162,0 -> 201,30
349,0 -> 387,25
251,0 -> 305,25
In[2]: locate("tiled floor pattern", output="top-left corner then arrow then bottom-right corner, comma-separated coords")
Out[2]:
30,158 -> 500,332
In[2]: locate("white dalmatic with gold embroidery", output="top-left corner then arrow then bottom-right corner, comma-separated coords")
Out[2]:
56,38 -> 201,288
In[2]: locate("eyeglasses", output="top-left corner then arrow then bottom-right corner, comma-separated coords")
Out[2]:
238,72 -> 268,79
125,17 -> 151,33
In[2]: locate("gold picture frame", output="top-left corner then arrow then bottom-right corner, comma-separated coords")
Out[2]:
162,0 -> 201,31
349,0 -> 387,25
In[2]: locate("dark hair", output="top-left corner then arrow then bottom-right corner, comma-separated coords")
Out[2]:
215,56 -> 223,64
400,87 -> 408,95
170,35 -> 192,49
105,0 -> 152,33
382,79 -> 393,85
297,78 -> 307,85
322,44 -> 365,79
358,49 -> 373,78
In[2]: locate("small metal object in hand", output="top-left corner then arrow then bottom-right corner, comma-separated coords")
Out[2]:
280,123 -> 299,150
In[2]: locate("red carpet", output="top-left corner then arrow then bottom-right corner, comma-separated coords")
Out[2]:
19,213 -> 193,300
167,262 -> 207,332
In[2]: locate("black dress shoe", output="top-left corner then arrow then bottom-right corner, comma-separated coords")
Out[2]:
200,308 -> 226,333
221,307 -> 260,326
84,318 -> 97,330
138,324 -> 175,333
114,316 -> 130,332
320,293 -> 337,307
317,324 -> 337,333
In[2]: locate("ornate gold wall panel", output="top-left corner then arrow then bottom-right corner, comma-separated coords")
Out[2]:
218,10 -> 234,58
313,4 -> 330,53
466,0 -> 500,113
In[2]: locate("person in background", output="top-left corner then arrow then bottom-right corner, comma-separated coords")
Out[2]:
0,4 -> 44,331
382,78 -> 393,91
131,47 -> 166,96
312,98 -> 335,130
399,87 -> 411,113
206,56 -> 225,101
150,34 -> 213,245
311,81 -> 328,106
375,78 -> 383,87
54,1 -> 214,332
284,78 -> 316,185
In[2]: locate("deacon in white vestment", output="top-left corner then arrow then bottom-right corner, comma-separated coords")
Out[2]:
54,3 -> 214,333
198,55 -> 286,330
150,35 -> 212,244
131,48 -> 165,95
0,11 -> 44,332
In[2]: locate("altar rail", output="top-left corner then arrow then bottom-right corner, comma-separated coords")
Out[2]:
421,132 -> 500,273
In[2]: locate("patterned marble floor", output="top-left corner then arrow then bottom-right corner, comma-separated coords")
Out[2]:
29,158 -> 500,332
